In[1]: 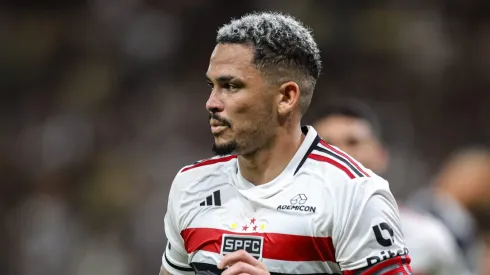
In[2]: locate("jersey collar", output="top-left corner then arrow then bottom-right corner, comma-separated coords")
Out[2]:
234,125 -> 320,199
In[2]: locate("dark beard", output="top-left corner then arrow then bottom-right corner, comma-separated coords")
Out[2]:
212,140 -> 238,156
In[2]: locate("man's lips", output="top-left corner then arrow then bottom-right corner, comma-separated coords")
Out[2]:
209,119 -> 228,134
210,125 -> 227,134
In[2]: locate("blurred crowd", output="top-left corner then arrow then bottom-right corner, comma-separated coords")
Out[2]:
1,0 -> 489,274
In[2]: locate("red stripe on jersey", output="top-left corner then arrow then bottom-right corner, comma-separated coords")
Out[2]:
319,140 -> 370,177
343,256 -> 412,275
308,153 -> 356,179
181,227 -> 336,262
181,155 -> 237,173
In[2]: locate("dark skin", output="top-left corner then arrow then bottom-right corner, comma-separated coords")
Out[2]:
205,43 -> 305,185
162,43 -> 306,275
218,250 -> 269,275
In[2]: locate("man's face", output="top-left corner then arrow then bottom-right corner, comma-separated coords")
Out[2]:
205,43 -> 278,156
314,115 -> 388,174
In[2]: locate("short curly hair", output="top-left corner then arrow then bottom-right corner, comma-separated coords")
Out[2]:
216,12 -> 322,116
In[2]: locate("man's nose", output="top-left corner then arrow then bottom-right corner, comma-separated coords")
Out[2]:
206,90 -> 224,113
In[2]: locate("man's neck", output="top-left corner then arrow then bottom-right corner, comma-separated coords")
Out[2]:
238,125 -> 305,185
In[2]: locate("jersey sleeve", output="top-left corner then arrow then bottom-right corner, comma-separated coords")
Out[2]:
162,173 -> 194,275
332,176 -> 412,274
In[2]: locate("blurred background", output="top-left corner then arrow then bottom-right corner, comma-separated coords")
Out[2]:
1,0 -> 489,274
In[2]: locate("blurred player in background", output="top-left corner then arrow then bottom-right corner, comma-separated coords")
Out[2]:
161,12 -> 413,275
312,99 -> 473,275
408,147 -> 490,274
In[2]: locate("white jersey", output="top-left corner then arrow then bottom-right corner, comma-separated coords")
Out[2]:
400,206 -> 473,275
162,126 -> 412,275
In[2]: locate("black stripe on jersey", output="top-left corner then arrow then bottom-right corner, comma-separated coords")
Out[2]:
164,252 -> 194,272
294,135 -> 321,175
206,195 -> 213,205
191,262 -> 341,275
313,146 -> 364,177
213,190 -> 221,206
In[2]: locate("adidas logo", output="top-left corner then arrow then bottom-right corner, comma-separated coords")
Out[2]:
200,190 -> 221,206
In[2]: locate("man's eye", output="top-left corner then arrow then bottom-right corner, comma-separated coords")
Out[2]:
223,83 -> 237,91
207,82 -> 214,89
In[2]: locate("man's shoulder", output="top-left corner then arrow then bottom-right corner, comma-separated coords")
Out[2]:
306,140 -> 374,179
303,141 -> 388,191
167,155 -> 237,196
180,154 -> 237,173
172,155 -> 237,184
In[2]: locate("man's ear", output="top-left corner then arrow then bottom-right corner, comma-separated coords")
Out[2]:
277,81 -> 300,116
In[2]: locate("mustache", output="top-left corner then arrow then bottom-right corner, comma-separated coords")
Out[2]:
209,114 -> 232,128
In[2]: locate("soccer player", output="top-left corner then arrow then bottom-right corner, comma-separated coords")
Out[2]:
161,12 -> 412,275
409,147 -> 490,273
312,99 -> 472,275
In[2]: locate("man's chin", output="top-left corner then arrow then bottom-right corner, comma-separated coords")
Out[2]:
212,141 -> 238,156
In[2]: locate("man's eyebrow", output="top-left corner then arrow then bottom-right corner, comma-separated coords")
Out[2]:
205,75 -> 237,83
